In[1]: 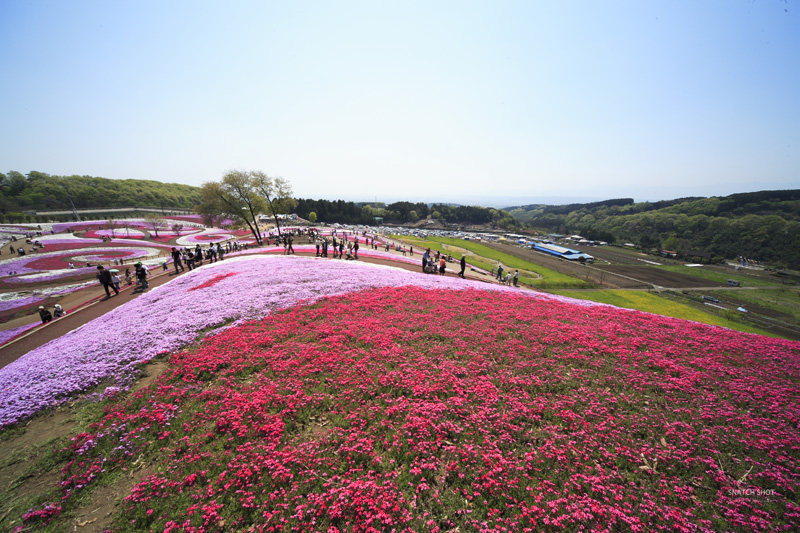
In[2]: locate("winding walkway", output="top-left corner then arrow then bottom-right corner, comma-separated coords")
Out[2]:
0,249 -> 496,369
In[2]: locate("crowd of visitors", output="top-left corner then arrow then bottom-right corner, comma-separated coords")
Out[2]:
26,224 -> 523,334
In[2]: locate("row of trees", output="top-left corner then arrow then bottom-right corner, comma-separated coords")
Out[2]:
293,199 -> 518,228
2,169 -> 517,236
197,174 -> 518,240
508,190 -> 800,269
0,171 -> 201,213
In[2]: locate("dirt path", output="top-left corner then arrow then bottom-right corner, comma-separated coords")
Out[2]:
0,250 -> 498,370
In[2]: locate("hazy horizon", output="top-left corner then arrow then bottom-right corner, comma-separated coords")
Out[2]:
2,1 -> 797,202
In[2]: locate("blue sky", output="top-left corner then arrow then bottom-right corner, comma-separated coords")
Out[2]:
1,0 -> 797,205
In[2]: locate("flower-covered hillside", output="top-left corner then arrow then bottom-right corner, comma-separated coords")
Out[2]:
4,255 -> 799,532
0,256 -> 557,427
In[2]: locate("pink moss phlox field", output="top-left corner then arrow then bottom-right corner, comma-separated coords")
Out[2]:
176,232 -> 234,245
0,322 -> 38,344
0,294 -> 42,313
227,245 -> 441,270
5,268 -> 95,284
156,228 -> 202,236
0,224 -> 37,234
0,281 -> 97,312
187,272 -> 239,292
165,214 -> 235,227
50,219 -> 174,234
29,286 -> 800,531
0,240 -> 172,277
0,256 -> 549,427
84,229 -> 146,239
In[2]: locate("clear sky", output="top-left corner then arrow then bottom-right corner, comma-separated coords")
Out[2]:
1,0 -> 798,205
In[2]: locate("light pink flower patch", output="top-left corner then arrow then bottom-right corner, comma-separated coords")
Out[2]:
85,229 -> 146,239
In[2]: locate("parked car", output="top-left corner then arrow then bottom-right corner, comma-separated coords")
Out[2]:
703,295 -> 720,303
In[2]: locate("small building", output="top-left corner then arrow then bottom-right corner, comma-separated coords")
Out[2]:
533,242 -> 594,262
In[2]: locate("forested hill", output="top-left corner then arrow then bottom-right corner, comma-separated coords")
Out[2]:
507,190 -> 800,269
0,171 -> 202,212
294,199 -> 518,229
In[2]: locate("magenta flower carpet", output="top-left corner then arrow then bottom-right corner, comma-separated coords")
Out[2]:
2,256 -> 798,531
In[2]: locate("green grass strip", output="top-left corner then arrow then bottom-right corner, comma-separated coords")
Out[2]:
550,289 -> 779,337
396,235 -> 592,289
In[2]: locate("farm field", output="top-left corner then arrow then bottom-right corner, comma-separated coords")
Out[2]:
593,265 -> 727,289
478,241 -> 800,336
695,288 -> 800,340
705,288 -> 800,323
548,289 -> 777,337
477,241 -> 649,289
400,236 -> 593,289
572,243 -> 683,266
655,265 -> 788,288
0,256 -> 798,532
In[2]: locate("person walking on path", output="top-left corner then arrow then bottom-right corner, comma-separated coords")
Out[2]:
513,270 -> 519,287
38,306 -> 53,324
53,304 -> 65,319
459,255 -> 466,278
135,262 -> 149,292
97,265 -> 119,298
287,234 -> 295,255
111,272 -> 121,292
171,247 -> 185,274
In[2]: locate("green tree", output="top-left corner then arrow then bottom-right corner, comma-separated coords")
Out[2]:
252,171 -> 294,236
308,211 -> 317,223
198,172 -> 265,245
661,234 -> 680,251
5,171 -> 27,196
